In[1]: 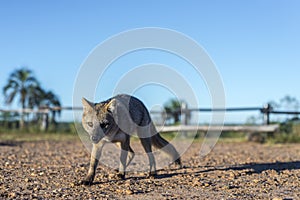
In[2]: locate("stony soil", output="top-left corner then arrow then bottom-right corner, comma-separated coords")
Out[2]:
1,138 -> 300,199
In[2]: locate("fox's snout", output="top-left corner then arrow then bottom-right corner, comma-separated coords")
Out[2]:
90,135 -> 100,143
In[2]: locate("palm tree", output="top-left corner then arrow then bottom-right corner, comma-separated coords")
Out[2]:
27,86 -> 61,131
41,90 -> 61,124
28,85 -> 45,109
3,67 -> 39,128
164,98 -> 186,124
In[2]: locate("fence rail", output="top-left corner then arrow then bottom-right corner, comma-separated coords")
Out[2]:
1,104 -> 299,125
157,124 -> 280,133
179,104 -> 300,125
1,104 -> 297,134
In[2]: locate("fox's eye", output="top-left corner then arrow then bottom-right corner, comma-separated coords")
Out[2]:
87,122 -> 93,127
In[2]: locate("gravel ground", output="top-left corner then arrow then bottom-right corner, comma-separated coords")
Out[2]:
1,138 -> 300,199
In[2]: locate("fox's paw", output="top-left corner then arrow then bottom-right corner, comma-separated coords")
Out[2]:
80,180 -> 92,186
169,158 -> 182,169
117,173 -> 126,180
80,176 -> 94,186
175,158 -> 182,168
146,171 -> 157,179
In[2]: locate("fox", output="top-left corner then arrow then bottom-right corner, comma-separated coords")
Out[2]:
80,94 -> 181,185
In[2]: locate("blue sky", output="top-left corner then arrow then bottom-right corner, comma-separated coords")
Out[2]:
1,1 -> 300,123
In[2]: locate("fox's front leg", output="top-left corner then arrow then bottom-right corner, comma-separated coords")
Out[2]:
81,140 -> 105,185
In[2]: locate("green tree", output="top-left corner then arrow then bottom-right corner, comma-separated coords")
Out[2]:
280,95 -> 299,111
28,86 -> 61,131
164,98 -> 187,124
40,90 -> 61,123
3,67 -> 39,128
3,68 -> 61,130
28,86 -> 61,121
29,86 -> 61,131
280,95 -> 299,119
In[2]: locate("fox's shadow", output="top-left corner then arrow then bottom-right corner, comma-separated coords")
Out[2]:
220,161 -> 300,174
158,160 -> 300,177
89,160 -> 300,186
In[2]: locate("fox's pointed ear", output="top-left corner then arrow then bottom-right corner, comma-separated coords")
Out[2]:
106,99 -> 116,113
82,97 -> 94,110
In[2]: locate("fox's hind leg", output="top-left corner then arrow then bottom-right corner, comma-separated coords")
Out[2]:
115,143 -> 135,168
126,145 -> 135,167
140,137 -> 157,177
118,134 -> 131,180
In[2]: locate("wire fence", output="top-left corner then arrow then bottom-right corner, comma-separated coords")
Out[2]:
1,103 -> 299,128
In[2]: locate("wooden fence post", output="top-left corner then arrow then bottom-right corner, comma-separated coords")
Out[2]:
262,104 -> 272,125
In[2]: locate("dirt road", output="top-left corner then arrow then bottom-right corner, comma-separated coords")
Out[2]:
1,138 -> 300,199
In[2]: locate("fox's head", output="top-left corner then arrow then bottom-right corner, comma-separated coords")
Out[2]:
82,98 -> 117,143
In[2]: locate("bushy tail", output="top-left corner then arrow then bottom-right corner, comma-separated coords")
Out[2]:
151,133 -> 181,166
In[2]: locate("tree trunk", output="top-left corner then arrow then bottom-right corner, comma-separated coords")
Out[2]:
20,102 -> 25,129
40,112 -> 49,132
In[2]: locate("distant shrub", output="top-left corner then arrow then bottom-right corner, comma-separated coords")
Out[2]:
269,122 -> 300,143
